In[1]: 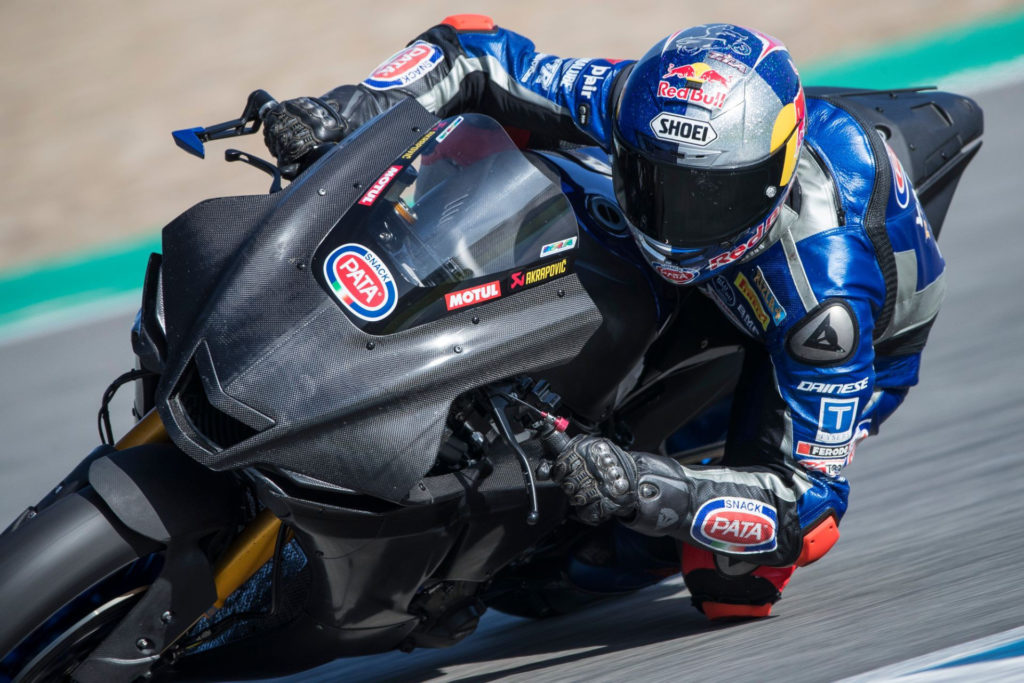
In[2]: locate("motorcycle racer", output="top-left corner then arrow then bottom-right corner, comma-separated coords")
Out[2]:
262,16 -> 945,620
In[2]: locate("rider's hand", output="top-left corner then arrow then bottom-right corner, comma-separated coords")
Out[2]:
262,96 -> 347,175
548,436 -> 639,525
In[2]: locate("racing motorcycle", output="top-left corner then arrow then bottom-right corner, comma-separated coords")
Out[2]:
0,85 -> 982,681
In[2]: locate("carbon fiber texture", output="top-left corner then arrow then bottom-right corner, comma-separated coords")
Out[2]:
186,276 -> 599,502
161,194 -> 278,356
157,99 -> 603,502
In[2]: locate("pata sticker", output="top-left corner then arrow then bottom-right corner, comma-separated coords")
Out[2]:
364,41 -> 443,91
323,244 -> 398,321
786,299 -> 858,366
653,262 -> 699,284
691,496 -> 778,554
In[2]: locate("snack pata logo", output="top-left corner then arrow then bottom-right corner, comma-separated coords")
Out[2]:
691,496 -> 778,554
363,41 -> 443,91
323,244 -> 398,321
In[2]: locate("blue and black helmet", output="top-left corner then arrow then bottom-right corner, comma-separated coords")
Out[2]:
612,24 -> 806,285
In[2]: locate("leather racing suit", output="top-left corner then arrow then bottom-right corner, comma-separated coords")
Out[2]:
293,14 -> 946,616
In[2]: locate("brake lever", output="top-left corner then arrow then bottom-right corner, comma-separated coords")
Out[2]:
172,89 -> 278,159
225,149 -> 283,193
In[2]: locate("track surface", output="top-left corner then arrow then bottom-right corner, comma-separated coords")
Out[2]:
1,83 -> 1022,681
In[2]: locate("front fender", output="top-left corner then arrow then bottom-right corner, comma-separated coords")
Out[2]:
88,443 -> 242,544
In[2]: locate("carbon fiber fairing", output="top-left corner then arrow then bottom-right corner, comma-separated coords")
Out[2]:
155,99 -> 602,502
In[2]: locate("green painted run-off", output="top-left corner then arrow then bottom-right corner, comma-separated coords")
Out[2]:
801,8 -> 1024,88
2,8 -> 1023,332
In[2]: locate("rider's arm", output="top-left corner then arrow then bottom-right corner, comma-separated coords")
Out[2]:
321,15 -> 630,149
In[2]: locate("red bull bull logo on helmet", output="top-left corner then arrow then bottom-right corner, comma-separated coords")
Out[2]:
324,243 -> 399,321
658,62 -> 732,109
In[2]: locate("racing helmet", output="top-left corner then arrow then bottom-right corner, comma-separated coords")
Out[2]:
612,24 -> 806,285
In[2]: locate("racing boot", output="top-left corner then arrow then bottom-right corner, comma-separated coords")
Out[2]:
680,512 -> 841,619
681,544 -> 795,619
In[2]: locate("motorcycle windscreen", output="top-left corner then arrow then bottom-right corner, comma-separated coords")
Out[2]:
313,114 -> 579,334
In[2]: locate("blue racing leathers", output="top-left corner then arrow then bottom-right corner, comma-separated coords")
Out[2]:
316,16 -> 945,568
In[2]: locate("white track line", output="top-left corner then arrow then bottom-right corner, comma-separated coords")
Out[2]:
840,625 -> 1024,681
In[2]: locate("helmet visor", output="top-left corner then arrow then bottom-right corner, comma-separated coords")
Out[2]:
612,133 -> 790,249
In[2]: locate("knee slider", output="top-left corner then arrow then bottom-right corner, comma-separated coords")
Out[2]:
796,514 -> 840,567
681,545 -> 796,620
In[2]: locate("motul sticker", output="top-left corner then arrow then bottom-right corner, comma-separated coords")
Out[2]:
363,41 -> 443,90
359,165 -> 402,206
445,280 -> 502,310
323,244 -> 398,321
691,496 -> 778,554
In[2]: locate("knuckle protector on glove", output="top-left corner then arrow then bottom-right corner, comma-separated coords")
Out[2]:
263,96 -> 347,166
552,436 -> 639,524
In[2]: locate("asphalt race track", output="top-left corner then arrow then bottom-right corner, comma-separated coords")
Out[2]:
1,82 -> 1022,681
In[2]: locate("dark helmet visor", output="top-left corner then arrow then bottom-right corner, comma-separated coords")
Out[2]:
612,133 -> 790,249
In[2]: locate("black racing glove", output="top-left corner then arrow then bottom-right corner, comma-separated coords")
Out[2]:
547,436 -> 639,525
262,96 -> 347,176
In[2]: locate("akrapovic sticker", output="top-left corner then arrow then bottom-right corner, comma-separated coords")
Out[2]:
509,258 -> 569,290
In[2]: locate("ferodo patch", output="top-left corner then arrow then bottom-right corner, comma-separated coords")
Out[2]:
323,244 -> 398,321
691,496 -> 778,554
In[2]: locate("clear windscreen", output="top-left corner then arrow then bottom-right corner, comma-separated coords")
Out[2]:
314,114 -> 580,334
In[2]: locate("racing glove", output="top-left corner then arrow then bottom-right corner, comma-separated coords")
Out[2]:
262,96 -> 347,176
548,436 -> 639,525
